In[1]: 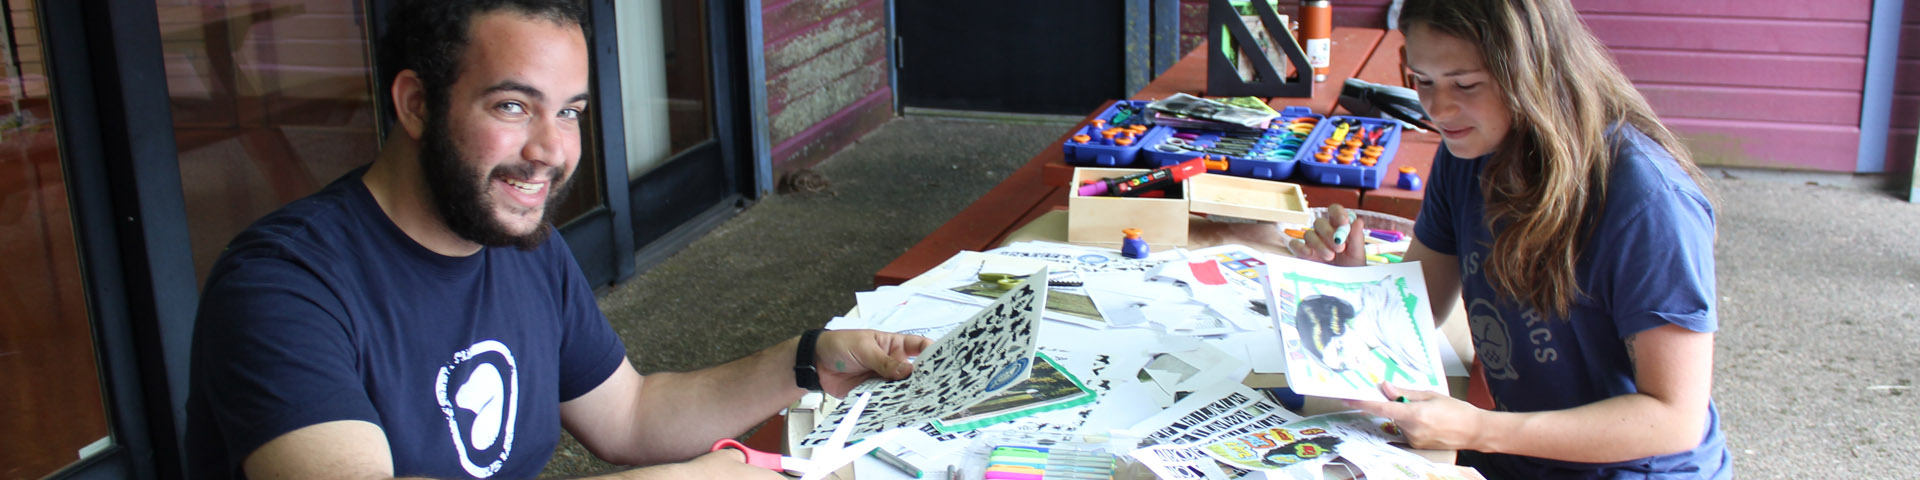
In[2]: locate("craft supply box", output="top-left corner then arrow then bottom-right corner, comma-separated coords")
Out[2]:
1060,100 -> 1165,167
1068,167 -> 1312,249
1293,115 -> 1403,188
1142,106 -> 1323,181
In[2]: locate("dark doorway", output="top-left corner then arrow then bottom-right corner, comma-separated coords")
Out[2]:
894,1 -> 1125,115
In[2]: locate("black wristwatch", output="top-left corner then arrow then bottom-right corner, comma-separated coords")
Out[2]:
794,328 -> 826,391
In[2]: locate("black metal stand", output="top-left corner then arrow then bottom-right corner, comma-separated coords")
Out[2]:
1206,0 -> 1313,98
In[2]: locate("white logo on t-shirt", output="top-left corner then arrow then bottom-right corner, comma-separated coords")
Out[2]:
1468,298 -> 1518,381
436,340 -> 519,478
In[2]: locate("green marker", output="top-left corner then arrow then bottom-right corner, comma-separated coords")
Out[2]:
869,448 -> 923,478
1332,210 -> 1358,246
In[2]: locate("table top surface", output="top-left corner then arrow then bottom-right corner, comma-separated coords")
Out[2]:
1041,28 -> 1438,218
876,28 -> 1444,288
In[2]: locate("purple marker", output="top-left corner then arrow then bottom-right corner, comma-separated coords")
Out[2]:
1368,229 -> 1405,242
1078,180 -> 1113,197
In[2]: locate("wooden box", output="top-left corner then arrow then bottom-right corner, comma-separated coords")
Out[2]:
1068,167 -> 1193,249
1187,173 -> 1312,224
1068,167 -> 1312,249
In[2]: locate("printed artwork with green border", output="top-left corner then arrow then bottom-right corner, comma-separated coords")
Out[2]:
931,351 -> 1097,433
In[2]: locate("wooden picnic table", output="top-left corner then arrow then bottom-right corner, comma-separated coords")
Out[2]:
875,27 -> 1441,287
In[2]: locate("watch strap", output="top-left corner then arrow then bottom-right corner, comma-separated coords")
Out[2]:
794,328 -> 826,391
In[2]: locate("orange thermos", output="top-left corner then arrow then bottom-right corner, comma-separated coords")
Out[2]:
1300,0 -> 1332,82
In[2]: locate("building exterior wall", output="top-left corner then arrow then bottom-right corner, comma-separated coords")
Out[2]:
761,0 -> 894,172
1179,0 -> 1906,174
1578,0 -> 1872,172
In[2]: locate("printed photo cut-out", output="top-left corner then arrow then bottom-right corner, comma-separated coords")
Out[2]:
1258,256 -> 1444,401
800,267 -> 1050,447
1200,412 -> 1408,473
952,272 -> 1105,325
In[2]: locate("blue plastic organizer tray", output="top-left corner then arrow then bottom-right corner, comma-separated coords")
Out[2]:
1061,100 -> 1165,167
1293,115 -> 1403,189
1139,106 -> 1323,181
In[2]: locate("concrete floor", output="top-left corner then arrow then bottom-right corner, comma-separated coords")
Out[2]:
545,115 -> 1920,478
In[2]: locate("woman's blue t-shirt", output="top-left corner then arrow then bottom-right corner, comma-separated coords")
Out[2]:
1413,126 -> 1731,479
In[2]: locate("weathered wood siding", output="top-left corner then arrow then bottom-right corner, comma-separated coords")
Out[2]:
1577,0 -> 1872,172
763,0 -> 894,171
1178,1 -> 1894,173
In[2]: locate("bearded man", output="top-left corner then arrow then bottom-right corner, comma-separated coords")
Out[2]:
183,2 -> 926,478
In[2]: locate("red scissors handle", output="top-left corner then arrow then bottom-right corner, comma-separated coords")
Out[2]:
710,438 -> 788,472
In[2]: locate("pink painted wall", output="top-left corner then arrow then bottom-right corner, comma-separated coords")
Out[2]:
761,0 -> 895,171
1177,1 -> 1903,173
1575,1 -> 1873,172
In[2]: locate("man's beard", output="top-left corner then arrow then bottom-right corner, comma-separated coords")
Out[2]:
418,114 -> 575,251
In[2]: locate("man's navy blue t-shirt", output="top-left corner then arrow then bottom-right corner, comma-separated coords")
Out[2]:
185,168 -> 626,479
1414,125 -> 1731,479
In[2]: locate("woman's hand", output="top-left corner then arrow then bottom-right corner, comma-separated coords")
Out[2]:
1343,382 -> 1489,452
1287,204 -> 1370,266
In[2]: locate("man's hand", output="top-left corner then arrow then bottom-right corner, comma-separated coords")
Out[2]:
677,449 -> 789,479
812,330 -> 932,397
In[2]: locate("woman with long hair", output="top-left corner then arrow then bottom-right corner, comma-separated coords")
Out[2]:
1288,0 -> 1729,477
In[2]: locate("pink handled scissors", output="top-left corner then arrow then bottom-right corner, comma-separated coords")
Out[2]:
708,391 -> 897,480
709,438 -> 820,477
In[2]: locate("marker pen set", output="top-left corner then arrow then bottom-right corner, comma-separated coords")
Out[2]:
983,445 -> 1115,480
1139,106 -> 1325,182
1076,157 -> 1207,198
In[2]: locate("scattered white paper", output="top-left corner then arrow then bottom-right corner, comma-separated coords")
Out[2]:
1332,441 -> 1478,480
808,246 -> 1465,479
1208,334 -> 1288,375
1125,382 -> 1301,445
854,286 -> 918,323
1134,338 -> 1252,408
988,241 -> 1167,274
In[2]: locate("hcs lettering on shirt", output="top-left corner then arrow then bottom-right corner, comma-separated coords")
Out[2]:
185,169 -> 624,479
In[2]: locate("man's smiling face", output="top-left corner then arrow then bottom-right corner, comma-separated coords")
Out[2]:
419,12 -> 590,249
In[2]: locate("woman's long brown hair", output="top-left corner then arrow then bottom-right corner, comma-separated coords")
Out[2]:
1399,0 -> 1711,319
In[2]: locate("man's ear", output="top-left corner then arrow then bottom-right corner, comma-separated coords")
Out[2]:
391,70 -> 430,140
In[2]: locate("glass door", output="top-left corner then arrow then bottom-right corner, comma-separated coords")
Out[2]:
0,0 -> 114,476
616,0 -> 750,265
158,0 -> 384,283
617,0 -> 714,179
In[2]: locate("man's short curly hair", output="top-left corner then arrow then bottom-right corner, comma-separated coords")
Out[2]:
376,0 -> 587,126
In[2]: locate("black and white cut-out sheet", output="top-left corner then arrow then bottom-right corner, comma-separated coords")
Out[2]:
799,267 -> 1050,447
